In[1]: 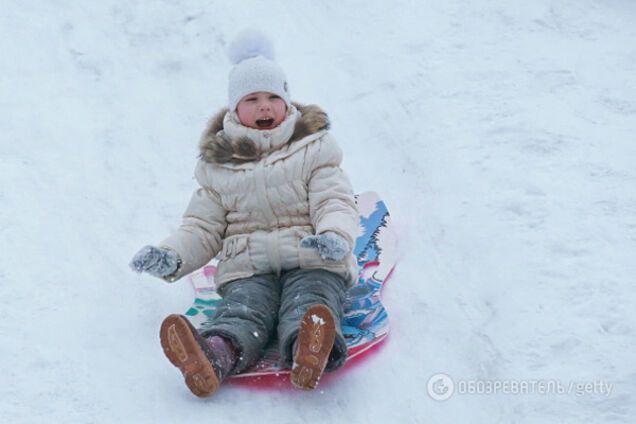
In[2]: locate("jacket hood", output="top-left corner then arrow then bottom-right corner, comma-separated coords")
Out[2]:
199,102 -> 330,164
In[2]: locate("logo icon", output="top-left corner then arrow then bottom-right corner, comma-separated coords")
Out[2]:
427,373 -> 455,401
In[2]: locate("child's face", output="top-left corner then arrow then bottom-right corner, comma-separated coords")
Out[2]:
236,92 -> 287,130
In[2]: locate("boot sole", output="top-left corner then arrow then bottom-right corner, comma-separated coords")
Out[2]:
159,314 -> 220,397
290,304 -> 336,390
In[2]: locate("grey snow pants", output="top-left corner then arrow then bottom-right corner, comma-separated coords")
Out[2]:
199,268 -> 348,375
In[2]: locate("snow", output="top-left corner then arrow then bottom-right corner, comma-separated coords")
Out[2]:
1,1 -> 635,423
311,315 -> 326,326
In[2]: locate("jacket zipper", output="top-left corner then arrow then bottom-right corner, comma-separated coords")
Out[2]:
253,162 -> 282,275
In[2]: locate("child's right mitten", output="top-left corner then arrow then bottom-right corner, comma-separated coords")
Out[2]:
129,245 -> 181,278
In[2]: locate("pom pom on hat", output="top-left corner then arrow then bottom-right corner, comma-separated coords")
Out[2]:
228,30 -> 275,65
227,30 -> 290,111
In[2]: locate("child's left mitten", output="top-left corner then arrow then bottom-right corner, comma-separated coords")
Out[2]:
300,231 -> 350,261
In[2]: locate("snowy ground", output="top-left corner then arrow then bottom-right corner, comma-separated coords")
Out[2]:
2,1 -> 635,423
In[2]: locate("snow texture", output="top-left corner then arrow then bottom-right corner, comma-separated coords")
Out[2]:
1,1 -> 635,423
311,315 -> 326,326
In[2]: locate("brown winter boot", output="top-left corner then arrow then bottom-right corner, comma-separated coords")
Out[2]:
159,314 -> 233,397
290,304 -> 337,390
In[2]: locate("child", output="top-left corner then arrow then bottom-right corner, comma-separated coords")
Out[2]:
130,30 -> 359,397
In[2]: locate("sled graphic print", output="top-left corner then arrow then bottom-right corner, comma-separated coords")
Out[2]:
184,191 -> 397,379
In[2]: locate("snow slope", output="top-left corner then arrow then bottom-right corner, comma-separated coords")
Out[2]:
1,1 -> 635,423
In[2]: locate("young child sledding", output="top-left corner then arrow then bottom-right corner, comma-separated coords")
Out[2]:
130,30 -> 359,397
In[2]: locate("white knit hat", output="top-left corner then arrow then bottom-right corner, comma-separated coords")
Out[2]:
227,30 -> 290,111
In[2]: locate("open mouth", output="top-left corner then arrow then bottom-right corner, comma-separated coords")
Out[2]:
256,118 -> 275,128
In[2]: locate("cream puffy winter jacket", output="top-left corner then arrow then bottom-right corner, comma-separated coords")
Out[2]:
159,103 -> 359,289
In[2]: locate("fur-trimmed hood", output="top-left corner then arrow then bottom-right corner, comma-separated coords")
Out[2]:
199,103 -> 330,164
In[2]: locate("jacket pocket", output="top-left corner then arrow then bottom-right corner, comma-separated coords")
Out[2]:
217,236 -> 255,282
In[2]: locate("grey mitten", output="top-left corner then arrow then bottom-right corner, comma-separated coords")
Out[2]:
129,245 -> 181,278
300,231 -> 350,261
